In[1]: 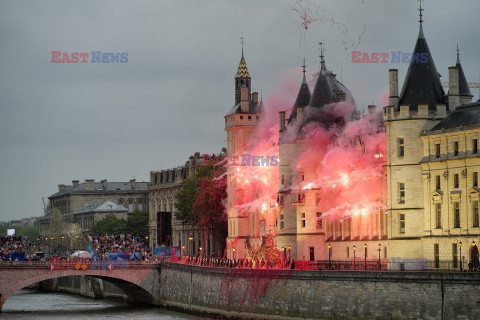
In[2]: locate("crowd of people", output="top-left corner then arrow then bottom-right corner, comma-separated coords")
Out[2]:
0,235 -> 33,254
87,233 -> 153,260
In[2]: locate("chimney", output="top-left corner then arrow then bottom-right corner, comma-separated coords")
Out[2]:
101,179 -> 107,190
368,105 -> 377,114
448,66 -> 461,111
337,91 -> 346,102
58,184 -> 66,192
85,179 -> 95,191
240,86 -> 249,113
72,180 -> 79,188
389,69 -> 399,108
279,111 -> 286,132
252,92 -> 259,104
130,178 -> 136,190
297,107 -> 304,125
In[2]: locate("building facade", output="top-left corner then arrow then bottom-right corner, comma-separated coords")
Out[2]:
39,179 -> 148,236
148,152 -> 224,257
384,14 -> 479,267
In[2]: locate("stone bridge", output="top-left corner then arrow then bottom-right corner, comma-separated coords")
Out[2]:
0,261 -> 160,312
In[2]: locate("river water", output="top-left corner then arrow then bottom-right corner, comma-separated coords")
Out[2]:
1,289 -> 208,320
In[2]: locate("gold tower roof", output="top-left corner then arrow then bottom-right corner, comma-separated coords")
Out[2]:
235,51 -> 250,78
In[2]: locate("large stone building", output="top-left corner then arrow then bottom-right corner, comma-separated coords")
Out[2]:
39,179 -> 148,236
148,152 -> 224,256
384,11 -> 479,267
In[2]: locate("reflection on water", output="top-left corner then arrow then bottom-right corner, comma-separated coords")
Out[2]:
2,290 -> 209,320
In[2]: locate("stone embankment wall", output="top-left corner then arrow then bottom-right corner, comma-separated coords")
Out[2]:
40,262 -> 480,320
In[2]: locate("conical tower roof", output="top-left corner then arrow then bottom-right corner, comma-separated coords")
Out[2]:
288,61 -> 311,124
235,49 -> 250,79
399,20 -> 445,110
456,46 -> 473,97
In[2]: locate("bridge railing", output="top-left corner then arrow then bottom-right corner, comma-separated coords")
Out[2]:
0,260 -> 158,270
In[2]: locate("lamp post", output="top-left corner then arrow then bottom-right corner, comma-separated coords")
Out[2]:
182,246 -> 186,256
364,243 -> 367,270
188,237 -> 193,256
232,248 -> 236,261
328,244 -> 332,270
459,242 -> 463,271
353,245 -> 356,270
377,243 -> 382,270
288,245 -> 291,262
199,247 -> 203,258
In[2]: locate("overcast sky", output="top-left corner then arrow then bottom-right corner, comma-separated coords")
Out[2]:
0,0 -> 479,222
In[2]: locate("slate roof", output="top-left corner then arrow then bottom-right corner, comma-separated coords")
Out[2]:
398,23 -> 445,111
288,72 -> 311,124
49,181 -> 148,198
428,101 -> 480,132
456,49 -> 473,97
74,201 -> 128,214
225,100 -> 262,116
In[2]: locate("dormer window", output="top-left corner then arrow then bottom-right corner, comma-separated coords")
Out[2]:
435,144 -> 441,158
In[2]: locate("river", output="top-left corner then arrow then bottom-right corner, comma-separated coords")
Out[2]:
1,289 -> 208,320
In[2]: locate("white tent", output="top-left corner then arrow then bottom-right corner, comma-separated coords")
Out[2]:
70,251 -> 92,259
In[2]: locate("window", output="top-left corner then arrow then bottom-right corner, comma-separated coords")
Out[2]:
452,243 -> 458,268
398,138 -> 405,157
436,175 -> 441,190
298,193 -> 305,204
454,141 -> 459,156
316,212 -> 323,229
436,203 -> 442,228
300,172 -> 305,181
474,172 -> 478,187
347,247 -> 350,258
399,213 -> 405,233
435,144 -> 441,158
281,175 -> 285,184
399,183 -> 405,203
474,139 -> 478,154
454,174 -> 459,188
256,116 -> 259,120
128,199 -> 133,212
474,201 -> 479,227
280,221 -> 284,229
434,244 -> 440,268
384,246 -> 388,259
309,247 -> 315,261
248,116 -> 251,120
300,213 -> 306,228
240,116 -> 244,120
454,202 -> 460,228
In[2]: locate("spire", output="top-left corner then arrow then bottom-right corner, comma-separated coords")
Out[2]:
418,0 -> 425,38
301,57 -> 307,84
235,35 -> 250,79
320,42 -> 327,72
455,45 -> 473,97
398,3 -> 445,111
288,59 -> 311,124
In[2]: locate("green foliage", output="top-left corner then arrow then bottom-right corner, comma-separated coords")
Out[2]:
0,223 -> 40,244
89,215 -> 127,236
174,165 -> 214,224
16,226 -> 40,242
89,209 -> 149,241
125,209 -> 149,239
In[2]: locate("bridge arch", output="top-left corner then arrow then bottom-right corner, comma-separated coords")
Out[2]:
0,264 -> 159,312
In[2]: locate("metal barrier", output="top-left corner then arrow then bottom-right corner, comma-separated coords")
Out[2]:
0,260 -> 158,269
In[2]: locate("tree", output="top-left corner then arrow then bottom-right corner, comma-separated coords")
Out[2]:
89,215 -> 126,236
125,209 -> 149,240
174,165 -> 215,224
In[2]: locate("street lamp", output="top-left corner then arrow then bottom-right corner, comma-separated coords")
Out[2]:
377,243 -> 382,270
328,244 -> 332,270
459,242 -> 463,271
353,245 -> 356,270
288,245 -> 291,262
364,243 -> 367,270
232,248 -> 236,261
188,237 -> 193,256
199,247 -> 203,258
